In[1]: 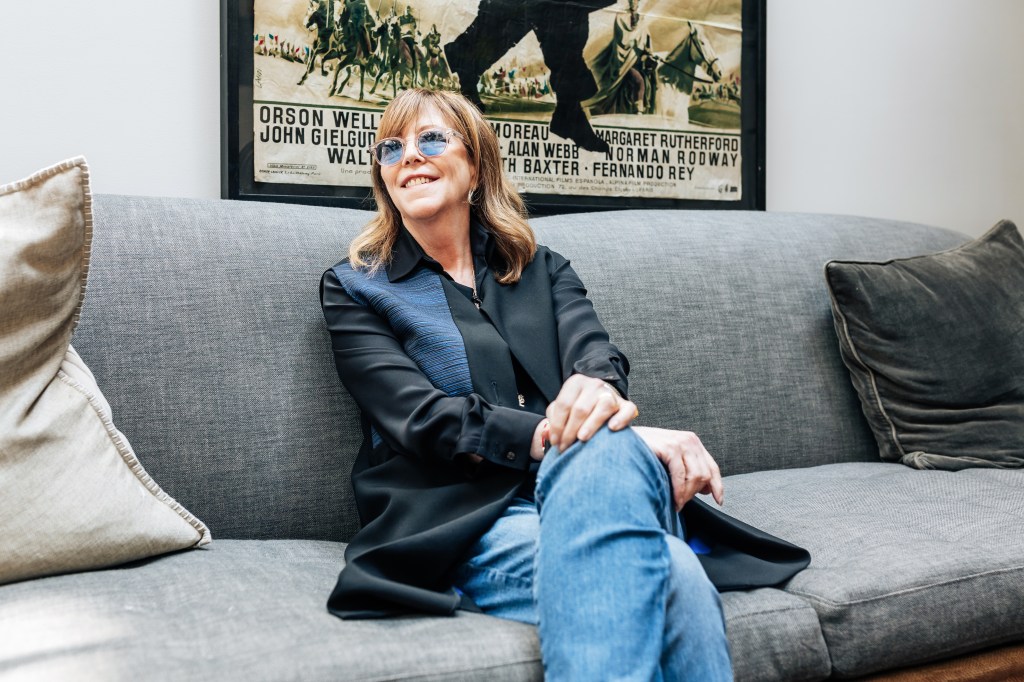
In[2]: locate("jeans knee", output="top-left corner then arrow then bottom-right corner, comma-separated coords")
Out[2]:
536,426 -> 666,506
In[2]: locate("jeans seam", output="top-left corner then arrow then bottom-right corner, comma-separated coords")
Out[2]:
657,534 -> 673,670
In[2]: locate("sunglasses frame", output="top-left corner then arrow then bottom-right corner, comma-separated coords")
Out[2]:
367,128 -> 464,166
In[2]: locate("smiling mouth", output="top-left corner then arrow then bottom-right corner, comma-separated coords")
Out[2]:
403,177 -> 436,188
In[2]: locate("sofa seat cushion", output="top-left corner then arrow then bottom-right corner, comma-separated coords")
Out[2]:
0,538 -> 832,681
0,540 -> 541,682
721,588 -> 831,681
716,462 -> 1024,678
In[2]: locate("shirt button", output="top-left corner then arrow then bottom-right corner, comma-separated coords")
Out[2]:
504,451 -> 517,461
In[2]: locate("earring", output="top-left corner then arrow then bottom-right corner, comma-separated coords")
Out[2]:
467,188 -> 476,205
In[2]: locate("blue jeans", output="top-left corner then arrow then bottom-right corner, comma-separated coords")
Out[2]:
452,427 -> 733,681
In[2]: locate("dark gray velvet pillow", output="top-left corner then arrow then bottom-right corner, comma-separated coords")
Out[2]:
824,220 -> 1024,470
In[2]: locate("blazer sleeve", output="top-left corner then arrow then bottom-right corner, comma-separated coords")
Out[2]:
321,267 -> 542,471
547,249 -> 630,398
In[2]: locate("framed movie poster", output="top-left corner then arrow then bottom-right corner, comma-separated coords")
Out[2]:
221,0 -> 765,212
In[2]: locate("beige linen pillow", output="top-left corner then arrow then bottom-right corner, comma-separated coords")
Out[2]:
0,157 -> 210,585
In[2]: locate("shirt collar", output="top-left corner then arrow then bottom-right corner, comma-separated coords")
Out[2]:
386,219 -> 493,283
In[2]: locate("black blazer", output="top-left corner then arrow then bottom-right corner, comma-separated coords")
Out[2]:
320,222 -> 809,619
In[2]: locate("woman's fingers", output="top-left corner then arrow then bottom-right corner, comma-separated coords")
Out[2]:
704,458 -> 724,505
575,390 -> 621,442
545,377 -> 584,450
547,376 -> 629,450
663,443 -> 690,511
635,427 -> 724,510
558,391 -> 599,449
684,439 -> 723,507
609,398 -> 639,430
677,442 -> 703,508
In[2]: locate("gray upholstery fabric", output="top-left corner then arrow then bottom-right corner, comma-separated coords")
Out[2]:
721,588 -> 831,681
532,210 -> 967,475
80,196 -> 367,542
0,540 -> 542,682
825,220 -> 1024,470
714,463 -> 1024,678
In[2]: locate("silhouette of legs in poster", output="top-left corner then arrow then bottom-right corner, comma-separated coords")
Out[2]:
444,0 -> 613,153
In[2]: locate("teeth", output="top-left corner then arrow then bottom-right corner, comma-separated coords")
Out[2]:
405,177 -> 433,187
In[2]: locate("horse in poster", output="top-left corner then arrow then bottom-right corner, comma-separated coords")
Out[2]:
660,21 -> 722,95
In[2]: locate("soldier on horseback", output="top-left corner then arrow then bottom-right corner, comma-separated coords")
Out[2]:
398,5 -> 418,50
422,24 -> 450,88
329,0 -> 378,99
298,0 -> 340,86
370,2 -> 421,95
370,6 -> 401,96
584,0 -> 654,116
341,0 -> 375,56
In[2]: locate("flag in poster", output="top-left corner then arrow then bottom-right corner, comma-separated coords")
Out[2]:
252,0 -> 745,201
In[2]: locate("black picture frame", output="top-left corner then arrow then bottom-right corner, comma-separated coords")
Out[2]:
220,0 -> 766,214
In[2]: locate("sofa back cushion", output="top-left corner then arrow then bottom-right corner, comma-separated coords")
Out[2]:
78,196 -> 366,542
75,197 -> 966,541
532,210 -> 967,475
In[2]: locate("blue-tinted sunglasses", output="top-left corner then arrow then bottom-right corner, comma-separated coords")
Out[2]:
368,128 -> 462,166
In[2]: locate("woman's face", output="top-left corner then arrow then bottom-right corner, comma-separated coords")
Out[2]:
379,104 -> 477,230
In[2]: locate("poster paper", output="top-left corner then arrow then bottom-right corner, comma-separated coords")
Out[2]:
252,0 -> 744,201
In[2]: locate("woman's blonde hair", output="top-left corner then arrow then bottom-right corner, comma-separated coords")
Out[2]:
348,88 -> 536,284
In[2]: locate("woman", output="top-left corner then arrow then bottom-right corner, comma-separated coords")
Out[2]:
321,88 -> 808,680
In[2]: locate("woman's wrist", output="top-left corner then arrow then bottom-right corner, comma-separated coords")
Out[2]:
530,418 -> 551,461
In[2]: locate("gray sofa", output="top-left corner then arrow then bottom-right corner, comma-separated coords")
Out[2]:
3,194 -> 1021,681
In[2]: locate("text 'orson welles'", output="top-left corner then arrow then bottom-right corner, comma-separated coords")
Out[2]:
256,105 -> 380,164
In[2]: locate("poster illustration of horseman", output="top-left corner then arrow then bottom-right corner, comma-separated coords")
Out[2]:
251,0 -> 752,203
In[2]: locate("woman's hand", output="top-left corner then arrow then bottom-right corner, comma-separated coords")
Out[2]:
530,418 -> 550,461
632,426 -> 724,510
545,375 -> 638,452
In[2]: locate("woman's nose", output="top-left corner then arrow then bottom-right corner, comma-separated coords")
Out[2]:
400,137 -> 424,165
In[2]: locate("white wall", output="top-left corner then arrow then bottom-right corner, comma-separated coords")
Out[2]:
0,2 -> 221,200
2,1 -> 1022,237
767,0 -> 1024,236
